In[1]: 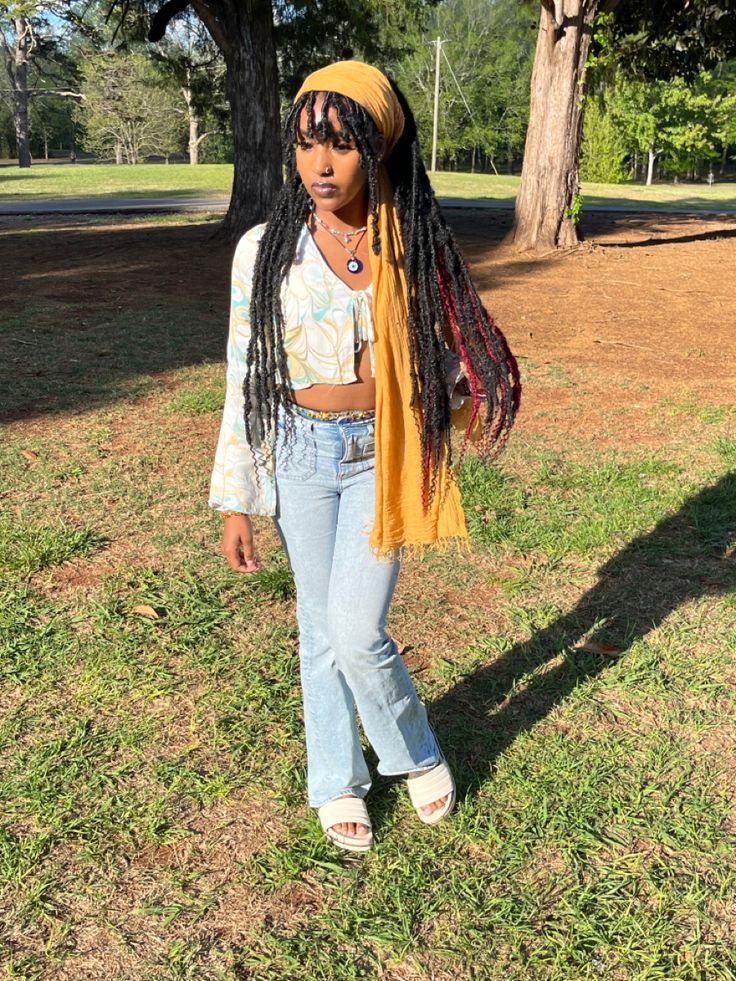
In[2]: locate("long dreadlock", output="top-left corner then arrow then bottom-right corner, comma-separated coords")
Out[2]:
243,77 -> 521,504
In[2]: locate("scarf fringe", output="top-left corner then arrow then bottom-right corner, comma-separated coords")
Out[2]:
369,532 -> 472,564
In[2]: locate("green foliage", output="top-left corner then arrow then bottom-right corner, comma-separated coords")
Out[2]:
392,0 -> 537,171
0,3 -> 81,162
606,71 -> 728,180
564,191 -> 584,225
611,1 -> 736,81
149,13 -> 230,163
75,51 -> 185,163
274,0 -> 438,97
657,75 -> 722,176
580,97 -> 628,184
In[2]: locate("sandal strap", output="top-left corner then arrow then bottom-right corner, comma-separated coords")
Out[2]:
407,761 -> 455,810
318,796 -> 371,832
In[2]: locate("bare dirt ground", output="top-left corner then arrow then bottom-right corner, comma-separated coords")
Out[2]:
3,207 -> 735,448
455,209 -> 736,450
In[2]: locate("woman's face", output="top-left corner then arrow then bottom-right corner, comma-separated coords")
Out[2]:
295,94 -> 378,217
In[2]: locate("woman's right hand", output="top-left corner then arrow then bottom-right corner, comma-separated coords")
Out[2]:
221,513 -> 261,573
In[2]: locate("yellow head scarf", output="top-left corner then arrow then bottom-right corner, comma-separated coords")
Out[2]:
295,61 -> 468,557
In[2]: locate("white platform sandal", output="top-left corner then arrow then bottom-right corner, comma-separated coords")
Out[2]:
318,796 -> 373,853
407,757 -> 456,825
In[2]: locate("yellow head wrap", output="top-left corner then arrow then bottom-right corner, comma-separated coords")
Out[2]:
295,60 -> 405,157
293,61 -> 468,557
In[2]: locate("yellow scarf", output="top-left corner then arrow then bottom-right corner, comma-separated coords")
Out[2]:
295,61 -> 469,557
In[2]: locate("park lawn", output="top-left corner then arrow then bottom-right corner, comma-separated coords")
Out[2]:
2,162 -> 736,213
0,162 -> 234,200
2,210 -> 736,979
430,171 -> 736,211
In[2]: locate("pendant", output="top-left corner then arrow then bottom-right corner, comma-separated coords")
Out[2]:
347,256 -> 363,274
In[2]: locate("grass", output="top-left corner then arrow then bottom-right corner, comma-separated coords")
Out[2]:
1,212 -> 736,978
2,162 -> 735,213
430,171 -> 736,212
0,516 -> 104,576
0,163 -> 233,201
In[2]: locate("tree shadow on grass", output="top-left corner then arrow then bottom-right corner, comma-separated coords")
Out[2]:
427,471 -> 736,796
0,211 -> 529,424
2,209 -> 733,425
0,218 -> 232,424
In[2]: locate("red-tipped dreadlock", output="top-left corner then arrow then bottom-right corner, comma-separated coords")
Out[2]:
245,76 -> 521,510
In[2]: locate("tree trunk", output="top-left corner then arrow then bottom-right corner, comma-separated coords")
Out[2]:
14,16 -> 32,169
115,142 -> 123,164
193,0 -> 281,240
506,0 -> 601,252
182,83 -> 202,165
720,144 -> 728,175
646,147 -> 655,185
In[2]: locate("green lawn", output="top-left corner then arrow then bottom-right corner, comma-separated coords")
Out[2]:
0,162 -> 234,200
431,170 -> 736,212
2,213 -> 736,979
2,162 -> 735,212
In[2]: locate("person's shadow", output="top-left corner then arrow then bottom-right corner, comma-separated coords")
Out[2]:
429,471 -> 736,792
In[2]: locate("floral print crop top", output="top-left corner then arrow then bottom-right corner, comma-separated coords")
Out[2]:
208,222 -> 376,516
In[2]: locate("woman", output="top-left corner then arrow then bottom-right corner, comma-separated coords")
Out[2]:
209,61 -> 520,852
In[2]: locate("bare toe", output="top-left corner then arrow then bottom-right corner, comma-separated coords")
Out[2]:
420,794 -> 449,816
332,820 -> 370,838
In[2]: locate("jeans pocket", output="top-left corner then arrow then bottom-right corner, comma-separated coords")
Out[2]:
275,418 -> 318,480
343,428 -> 375,465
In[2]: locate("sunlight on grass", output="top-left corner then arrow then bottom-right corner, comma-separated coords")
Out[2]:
2,162 -> 735,212
0,517 -> 104,576
0,162 -> 233,200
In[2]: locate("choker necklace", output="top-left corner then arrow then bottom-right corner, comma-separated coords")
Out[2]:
310,212 -> 368,275
311,210 -> 367,243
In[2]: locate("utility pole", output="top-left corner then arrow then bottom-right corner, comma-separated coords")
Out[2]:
431,36 -> 442,173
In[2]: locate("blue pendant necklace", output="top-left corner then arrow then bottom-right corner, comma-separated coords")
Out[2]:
311,211 -> 368,275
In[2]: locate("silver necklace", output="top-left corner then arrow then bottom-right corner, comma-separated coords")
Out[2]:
311,210 -> 368,243
311,213 -> 368,274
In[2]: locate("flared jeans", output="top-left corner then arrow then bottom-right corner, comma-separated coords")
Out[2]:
273,408 -> 440,808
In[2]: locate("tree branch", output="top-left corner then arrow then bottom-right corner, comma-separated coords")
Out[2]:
190,0 -> 229,55
0,88 -> 84,99
148,0 -> 193,43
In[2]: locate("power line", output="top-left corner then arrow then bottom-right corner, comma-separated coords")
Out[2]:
429,38 -> 477,173
441,44 -> 474,122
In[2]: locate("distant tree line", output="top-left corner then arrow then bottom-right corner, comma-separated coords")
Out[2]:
0,2 -> 229,164
3,0 -> 736,252
581,64 -> 736,185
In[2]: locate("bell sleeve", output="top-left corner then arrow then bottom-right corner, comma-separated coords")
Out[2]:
208,225 -> 277,516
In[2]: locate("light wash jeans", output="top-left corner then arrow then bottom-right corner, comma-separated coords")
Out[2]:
273,407 -> 441,808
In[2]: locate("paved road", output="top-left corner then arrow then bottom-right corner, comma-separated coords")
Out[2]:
0,194 -> 232,215
0,194 -> 735,217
